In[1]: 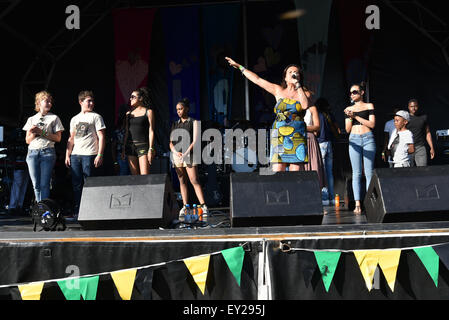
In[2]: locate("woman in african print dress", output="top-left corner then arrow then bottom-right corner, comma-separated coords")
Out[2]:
225,57 -> 309,172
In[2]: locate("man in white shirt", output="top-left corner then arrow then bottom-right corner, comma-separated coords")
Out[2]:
388,110 -> 414,168
65,91 -> 106,218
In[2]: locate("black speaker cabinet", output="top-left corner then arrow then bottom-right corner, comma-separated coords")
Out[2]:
78,174 -> 178,230
230,171 -> 323,227
364,165 -> 449,223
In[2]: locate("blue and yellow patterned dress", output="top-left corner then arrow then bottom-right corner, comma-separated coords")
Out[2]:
270,98 -> 308,163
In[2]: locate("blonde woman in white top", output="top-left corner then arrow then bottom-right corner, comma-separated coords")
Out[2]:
23,91 -> 64,202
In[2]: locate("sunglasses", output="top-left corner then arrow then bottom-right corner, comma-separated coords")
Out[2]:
37,117 -> 45,127
350,90 -> 360,96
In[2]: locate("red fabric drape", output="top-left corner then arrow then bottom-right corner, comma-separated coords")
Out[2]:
336,0 -> 375,85
113,9 -> 156,122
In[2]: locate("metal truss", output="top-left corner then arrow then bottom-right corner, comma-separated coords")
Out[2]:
4,0 -> 121,121
383,0 -> 449,67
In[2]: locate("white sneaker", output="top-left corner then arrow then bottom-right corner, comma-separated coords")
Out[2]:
179,205 -> 186,221
322,200 -> 330,206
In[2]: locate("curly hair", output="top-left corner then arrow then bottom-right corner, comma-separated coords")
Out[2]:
134,87 -> 152,109
34,90 -> 53,112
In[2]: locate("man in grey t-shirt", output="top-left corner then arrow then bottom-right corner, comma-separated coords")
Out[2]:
65,91 -> 106,218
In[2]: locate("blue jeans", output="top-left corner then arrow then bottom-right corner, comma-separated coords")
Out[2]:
349,131 -> 376,201
116,153 -> 130,176
70,155 -> 96,215
26,148 -> 56,202
319,141 -> 334,201
9,169 -> 29,209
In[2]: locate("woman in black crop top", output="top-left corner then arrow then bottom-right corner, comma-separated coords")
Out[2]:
344,83 -> 376,214
123,87 -> 155,175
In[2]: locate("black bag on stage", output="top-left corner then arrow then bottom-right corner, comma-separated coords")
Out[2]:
31,198 -> 66,232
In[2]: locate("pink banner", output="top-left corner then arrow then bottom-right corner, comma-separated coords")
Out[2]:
113,9 -> 156,123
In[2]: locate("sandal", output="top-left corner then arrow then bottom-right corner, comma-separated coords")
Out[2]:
353,205 -> 362,214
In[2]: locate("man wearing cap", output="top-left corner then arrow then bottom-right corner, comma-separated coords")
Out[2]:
388,110 -> 415,168
406,99 -> 435,166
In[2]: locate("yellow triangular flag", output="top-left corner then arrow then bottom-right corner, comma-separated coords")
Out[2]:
378,250 -> 401,292
354,251 -> 380,291
111,269 -> 137,300
184,255 -> 211,295
18,282 -> 45,300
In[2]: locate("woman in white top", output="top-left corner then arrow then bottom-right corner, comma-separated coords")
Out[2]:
303,88 -> 326,191
23,91 -> 64,202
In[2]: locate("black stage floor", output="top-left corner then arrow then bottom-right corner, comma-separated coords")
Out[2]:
0,204 -> 364,233
3,205 -> 449,243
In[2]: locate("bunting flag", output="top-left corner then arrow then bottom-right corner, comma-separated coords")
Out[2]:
221,247 -> 245,286
18,282 -> 44,300
183,255 -> 211,295
111,269 -> 137,300
413,247 -> 439,287
301,251 -> 317,288
134,268 -> 154,300
433,243 -> 449,271
5,243 -> 449,300
57,276 -> 99,300
354,250 -> 401,292
314,251 -> 341,292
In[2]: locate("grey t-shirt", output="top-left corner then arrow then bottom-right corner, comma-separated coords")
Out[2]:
70,111 -> 106,155
22,112 -> 65,150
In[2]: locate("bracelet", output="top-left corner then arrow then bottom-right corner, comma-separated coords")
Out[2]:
238,65 -> 246,73
97,153 -> 103,157
41,129 -> 47,137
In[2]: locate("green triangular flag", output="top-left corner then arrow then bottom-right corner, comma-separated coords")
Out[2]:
414,247 -> 439,287
57,276 -> 99,300
314,251 -> 341,292
221,247 -> 245,286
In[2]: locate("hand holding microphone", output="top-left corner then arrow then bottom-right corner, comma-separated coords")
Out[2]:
292,72 -> 300,89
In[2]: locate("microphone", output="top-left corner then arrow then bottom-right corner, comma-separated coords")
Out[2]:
292,72 -> 298,80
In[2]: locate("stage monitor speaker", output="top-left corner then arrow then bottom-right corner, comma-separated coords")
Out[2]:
78,174 -> 178,230
364,165 -> 449,223
230,171 -> 323,227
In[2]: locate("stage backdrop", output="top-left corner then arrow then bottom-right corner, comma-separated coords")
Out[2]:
113,9 -> 157,123
295,0 -> 333,97
336,0 -> 374,89
202,4 -> 241,125
247,1 -> 301,126
162,7 -> 201,122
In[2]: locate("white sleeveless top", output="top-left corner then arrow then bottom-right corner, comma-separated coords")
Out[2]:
304,109 -> 313,126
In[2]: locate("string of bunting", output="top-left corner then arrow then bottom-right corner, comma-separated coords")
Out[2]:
281,241 -> 449,292
1,245 -> 246,300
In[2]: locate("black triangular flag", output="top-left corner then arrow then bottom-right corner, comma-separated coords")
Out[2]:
134,267 -> 154,300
